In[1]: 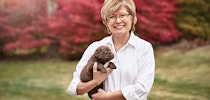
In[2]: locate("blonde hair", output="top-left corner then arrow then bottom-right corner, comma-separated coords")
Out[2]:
101,0 -> 137,32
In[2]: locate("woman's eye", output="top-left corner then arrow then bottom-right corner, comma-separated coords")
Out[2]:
120,14 -> 126,17
109,16 -> 115,18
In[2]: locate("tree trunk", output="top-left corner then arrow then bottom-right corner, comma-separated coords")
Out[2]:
0,0 -> 5,9
46,41 -> 60,58
47,0 -> 57,17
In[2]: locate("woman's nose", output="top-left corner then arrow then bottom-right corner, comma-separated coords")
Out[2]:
115,17 -> 122,23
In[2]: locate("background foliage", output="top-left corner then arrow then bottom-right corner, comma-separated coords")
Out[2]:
176,0 -> 210,40
134,0 -> 181,43
0,0 -> 209,59
0,0 -> 49,58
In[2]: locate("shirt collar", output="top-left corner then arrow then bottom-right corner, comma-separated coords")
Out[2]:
127,32 -> 136,48
105,31 -> 136,48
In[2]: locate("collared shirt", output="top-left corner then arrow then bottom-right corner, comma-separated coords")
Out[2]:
67,32 -> 155,100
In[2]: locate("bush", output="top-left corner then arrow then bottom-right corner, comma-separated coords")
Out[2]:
176,0 -> 210,40
135,0 -> 181,44
0,0 -> 181,59
0,0 -> 50,56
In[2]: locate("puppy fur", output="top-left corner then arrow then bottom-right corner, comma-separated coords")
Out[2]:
80,46 -> 116,98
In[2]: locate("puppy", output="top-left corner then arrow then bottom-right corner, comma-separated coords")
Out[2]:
80,46 -> 116,99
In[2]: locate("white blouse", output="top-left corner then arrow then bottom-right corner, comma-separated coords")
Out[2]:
67,32 -> 155,100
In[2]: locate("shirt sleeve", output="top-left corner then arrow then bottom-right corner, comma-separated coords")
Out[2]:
121,44 -> 155,100
66,44 -> 95,96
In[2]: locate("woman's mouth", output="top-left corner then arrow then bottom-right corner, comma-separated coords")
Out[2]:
114,25 -> 125,29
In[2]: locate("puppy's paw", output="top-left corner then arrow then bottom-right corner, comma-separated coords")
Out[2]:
109,62 -> 117,69
97,64 -> 107,73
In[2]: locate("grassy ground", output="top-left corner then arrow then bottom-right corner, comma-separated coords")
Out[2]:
0,45 -> 209,100
149,45 -> 210,100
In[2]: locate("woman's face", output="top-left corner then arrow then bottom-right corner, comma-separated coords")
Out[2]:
106,7 -> 132,37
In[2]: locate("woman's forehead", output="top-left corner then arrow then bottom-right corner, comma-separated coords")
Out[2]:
110,6 -> 128,15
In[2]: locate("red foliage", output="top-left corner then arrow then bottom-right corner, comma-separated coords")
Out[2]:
0,0 -> 50,53
51,0 -> 180,56
0,0 -> 181,57
47,0 -> 105,55
134,0 -> 181,44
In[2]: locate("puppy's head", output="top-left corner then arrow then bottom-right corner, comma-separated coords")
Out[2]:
94,46 -> 114,63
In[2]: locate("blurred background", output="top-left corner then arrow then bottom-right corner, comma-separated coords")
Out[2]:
0,0 -> 209,100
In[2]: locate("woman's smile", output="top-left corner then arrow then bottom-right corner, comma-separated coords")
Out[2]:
114,25 -> 125,29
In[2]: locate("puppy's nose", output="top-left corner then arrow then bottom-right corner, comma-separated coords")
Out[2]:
110,53 -> 114,58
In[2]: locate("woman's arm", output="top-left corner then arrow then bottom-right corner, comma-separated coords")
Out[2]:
92,89 -> 126,100
76,79 -> 98,95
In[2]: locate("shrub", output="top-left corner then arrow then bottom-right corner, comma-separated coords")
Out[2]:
135,0 -> 181,44
0,0 -> 50,56
0,0 -> 181,58
176,0 -> 210,40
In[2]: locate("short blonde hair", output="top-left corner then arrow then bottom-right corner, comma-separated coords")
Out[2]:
101,0 -> 137,32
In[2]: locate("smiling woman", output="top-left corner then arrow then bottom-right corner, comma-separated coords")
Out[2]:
106,7 -> 132,43
67,0 -> 155,100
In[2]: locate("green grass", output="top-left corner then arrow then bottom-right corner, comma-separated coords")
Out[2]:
0,45 -> 210,100
0,59 -> 89,100
149,45 -> 210,100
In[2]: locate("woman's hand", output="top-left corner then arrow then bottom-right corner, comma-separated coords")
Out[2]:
92,62 -> 113,85
92,89 -> 111,100
91,62 -> 126,100
92,89 -> 126,100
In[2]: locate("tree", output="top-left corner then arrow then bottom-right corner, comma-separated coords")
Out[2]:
134,0 -> 181,44
0,0 -> 181,59
176,0 -> 210,40
47,0 -> 105,57
0,0 -> 50,56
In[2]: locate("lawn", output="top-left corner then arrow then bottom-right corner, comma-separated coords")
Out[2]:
0,45 -> 209,100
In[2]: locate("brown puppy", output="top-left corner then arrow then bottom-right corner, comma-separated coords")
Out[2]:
80,46 -> 116,99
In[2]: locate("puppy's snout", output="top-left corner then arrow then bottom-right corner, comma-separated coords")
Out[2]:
109,49 -> 114,58
110,53 -> 114,59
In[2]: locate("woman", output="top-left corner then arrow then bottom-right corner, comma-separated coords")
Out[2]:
67,0 -> 155,100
